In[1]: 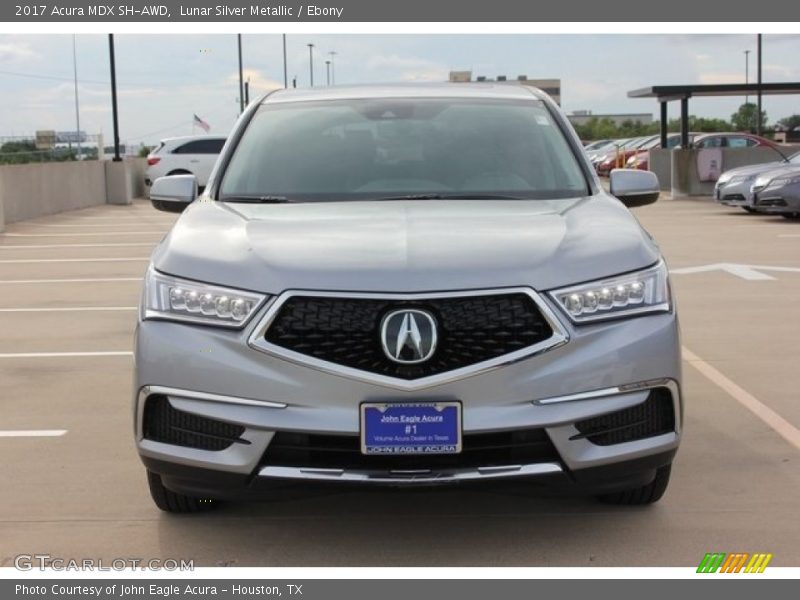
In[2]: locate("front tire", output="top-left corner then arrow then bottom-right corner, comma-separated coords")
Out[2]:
147,470 -> 218,513
596,464 -> 672,505
742,207 -> 757,213
781,212 -> 800,220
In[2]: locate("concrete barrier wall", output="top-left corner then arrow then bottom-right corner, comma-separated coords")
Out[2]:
0,157 -> 147,230
649,149 -> 672,191
0,161 -> 107,226
128,157 -> 147,198
649,145 -> 800,197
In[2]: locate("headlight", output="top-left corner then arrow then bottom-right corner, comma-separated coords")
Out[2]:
143,267 -> 267,328
728,174 -> 757,185
768,174 -> 800,187
717,172 -> 734,185
549,261 -> 670,323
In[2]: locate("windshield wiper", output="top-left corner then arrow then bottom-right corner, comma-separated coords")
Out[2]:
372,193 -> 523,201
219,195 -> 294,204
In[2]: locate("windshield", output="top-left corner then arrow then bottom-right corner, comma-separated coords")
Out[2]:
219,97 -> 589,202
790,151 -> 800,164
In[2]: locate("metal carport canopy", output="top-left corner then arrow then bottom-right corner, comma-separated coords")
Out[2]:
627,82 -> 800,149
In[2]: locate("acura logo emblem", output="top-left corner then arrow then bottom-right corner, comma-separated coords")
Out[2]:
380,309 -> 438,364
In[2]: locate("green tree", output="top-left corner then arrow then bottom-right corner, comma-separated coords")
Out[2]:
731,103 -> 767,133
778,114 -> 800,131
0,140 -> 42,164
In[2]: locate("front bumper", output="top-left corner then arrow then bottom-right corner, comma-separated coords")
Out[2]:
715,180 -> 756,207
134,297 -> 682,496
754,182 -> 800,214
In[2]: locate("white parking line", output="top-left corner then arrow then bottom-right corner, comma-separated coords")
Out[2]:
0,243 -> 155,249
0,277 -> 141,284
23,220 -> 174,226
683,346 -> 800,451
0,307 -> 137,312
0,430 -> 67,437
1,232 -> 164,237
0,258 -> 149,264
0,351 -> 133,358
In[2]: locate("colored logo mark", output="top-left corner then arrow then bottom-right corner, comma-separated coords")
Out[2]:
697,552 -> 773,573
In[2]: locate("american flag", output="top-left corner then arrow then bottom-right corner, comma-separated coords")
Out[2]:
193,114 -> 210,133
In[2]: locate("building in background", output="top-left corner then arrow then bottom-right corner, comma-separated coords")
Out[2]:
448,71 -> 561,106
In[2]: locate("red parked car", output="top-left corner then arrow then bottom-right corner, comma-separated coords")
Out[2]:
690,132 -> 783,150
626,133 -> 782,172
595,136 -> 659,177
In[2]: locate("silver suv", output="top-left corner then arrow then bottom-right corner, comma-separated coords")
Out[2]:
136,84 -> 681,512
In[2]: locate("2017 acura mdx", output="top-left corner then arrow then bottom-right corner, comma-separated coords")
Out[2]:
136,83 -> 681,512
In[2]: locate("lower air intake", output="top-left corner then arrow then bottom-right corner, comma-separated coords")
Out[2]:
142,394 -> 247,451
572,387 -> 675,446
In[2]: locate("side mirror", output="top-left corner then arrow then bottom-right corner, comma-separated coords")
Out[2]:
149,175 -> 198,213
609,169 -> 660,208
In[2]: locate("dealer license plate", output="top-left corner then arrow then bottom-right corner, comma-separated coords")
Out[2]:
360,402 -> 462,455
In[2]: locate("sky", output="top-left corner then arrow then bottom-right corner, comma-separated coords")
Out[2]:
0,33 -> 798,148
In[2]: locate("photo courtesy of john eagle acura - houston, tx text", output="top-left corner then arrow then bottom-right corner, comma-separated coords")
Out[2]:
134,83 -> 681,512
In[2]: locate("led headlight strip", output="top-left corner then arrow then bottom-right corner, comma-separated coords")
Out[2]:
549,260 -> 670,323
143,267 -> 267,328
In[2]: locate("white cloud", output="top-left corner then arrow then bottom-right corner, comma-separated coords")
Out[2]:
364,54 -> 449,81
0,41 -> 37,62
698,73 -> 747,85
229,68 -> 284,95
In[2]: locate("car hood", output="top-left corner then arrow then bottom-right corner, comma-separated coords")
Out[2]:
720,161 -> 785,181
152,195 -> 660,294
757,164 -> 800,181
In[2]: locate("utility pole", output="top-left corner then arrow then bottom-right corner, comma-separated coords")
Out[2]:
307,43 -> 314,87
108,34 -> 121,161
325,60 -> 331,86
237,34 -> 244,113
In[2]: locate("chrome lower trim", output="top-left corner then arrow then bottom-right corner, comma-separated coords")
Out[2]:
535,386 -> 623,405
258,462 -> 563,484
534,379 -> 683,435
135,385 -> 287,441
247,288 -> 569,391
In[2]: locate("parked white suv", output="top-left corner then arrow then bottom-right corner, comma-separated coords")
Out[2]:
145,135 -> 227,195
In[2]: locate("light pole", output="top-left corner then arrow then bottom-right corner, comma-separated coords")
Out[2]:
72,34 -> 82,160
282,34 -> 288,89
328,51 -> 337,85
757,33 -> 763,136
307,43 -> 315,87
325,60 -> 331,86
744,49 -> 750,106
108,34 -> 121,162
237,34 -> 244,113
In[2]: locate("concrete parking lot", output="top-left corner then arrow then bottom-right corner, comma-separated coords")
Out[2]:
0,196 -> 798,567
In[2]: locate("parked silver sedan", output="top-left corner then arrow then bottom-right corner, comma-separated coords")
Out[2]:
715,151 -> 800,212
752,168 -> 800,219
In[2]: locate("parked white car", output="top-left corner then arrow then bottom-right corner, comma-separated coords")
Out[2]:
145,135 -> 226,195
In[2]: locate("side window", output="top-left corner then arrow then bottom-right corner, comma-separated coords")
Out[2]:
697,137 -> 723,148
727,137 -> 751,149
173,139 -> 226,154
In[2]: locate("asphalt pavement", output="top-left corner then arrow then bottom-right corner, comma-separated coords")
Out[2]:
0,196 -> 798,567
